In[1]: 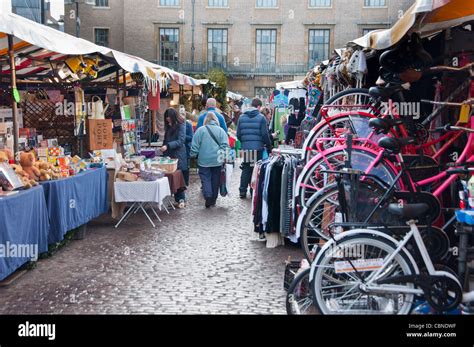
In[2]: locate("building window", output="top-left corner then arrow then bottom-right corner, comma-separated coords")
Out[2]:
95,28 -> 109,47
256,0 -> 277,8
160,0 -> 179,6
95,0 -> 109,7
256,29 -> 276,69
309,0 -> 331,7
160,28 -> 179,68
255,87 -> 274,102
362,28 -> 385,35
208,0 -> 228,7
364,0 -> 386,7
208,29 -> 228,68
309,29 -> 330,66
12,0 -> 42,23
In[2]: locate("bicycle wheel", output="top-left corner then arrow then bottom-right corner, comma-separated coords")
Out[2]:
315,88 -> 374,123
285,268 -> 318,315
303,112 -> 386,163
299,181 -> 400,262
297,146 -> 400,208
311,234 -> 416,315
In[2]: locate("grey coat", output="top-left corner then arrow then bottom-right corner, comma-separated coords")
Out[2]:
163,122 -> 189,171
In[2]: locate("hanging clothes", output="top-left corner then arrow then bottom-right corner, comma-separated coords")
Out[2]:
266,160 -> 284,233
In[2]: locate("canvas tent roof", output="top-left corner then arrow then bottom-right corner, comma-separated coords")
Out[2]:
0,12 -> 206,86
352,0 -> 474,50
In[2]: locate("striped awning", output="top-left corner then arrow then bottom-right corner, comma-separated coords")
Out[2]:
0,12 -> 205,86
352,0 -> 474,50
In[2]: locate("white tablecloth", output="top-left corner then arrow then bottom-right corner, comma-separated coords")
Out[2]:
114,178 -> 171,207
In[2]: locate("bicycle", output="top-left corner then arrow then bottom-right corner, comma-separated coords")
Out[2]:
302,63 -> 473,163
309,189 -> 474,314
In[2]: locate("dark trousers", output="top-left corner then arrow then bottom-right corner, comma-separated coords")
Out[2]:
240,163 -> 253,195
199,166 -> 221,201
239,150 -> 262,194
182,169 -> 190,186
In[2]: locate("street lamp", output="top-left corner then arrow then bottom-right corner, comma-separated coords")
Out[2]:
64,0 -> 95,38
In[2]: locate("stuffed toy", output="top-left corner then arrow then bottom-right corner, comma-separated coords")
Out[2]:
35,160 -> 61,180
20,151 -> 41,181
0,150 -> 9,163
10,164 -> 37,189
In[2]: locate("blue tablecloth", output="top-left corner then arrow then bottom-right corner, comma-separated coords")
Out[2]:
41,167 -> 109,244
0,186 -> 49,280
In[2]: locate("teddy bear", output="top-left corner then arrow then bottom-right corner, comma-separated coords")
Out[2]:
35,160 -> 61,181
10,164 -> 37,189
0,150 -> 9,163
20,151 -> 41,182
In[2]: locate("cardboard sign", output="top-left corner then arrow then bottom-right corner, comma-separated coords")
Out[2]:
88,119 -> 113,151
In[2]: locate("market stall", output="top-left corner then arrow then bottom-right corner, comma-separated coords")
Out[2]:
0,12 -> 204,280
0,186 -> 49,280
41,167 -> 108,244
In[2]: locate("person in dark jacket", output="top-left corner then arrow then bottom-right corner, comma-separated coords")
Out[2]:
236,98 -> 272,199
161,108 -> 188,208
179,109 -> 194,186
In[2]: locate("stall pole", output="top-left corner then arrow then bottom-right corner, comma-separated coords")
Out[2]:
7,35 -> 19,162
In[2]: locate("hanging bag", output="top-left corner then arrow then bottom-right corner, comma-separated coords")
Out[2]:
91,95 -> 105,119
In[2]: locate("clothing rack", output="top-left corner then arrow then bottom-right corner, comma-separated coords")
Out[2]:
271,147 -> 304,159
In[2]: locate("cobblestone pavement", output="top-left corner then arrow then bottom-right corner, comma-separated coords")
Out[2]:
0,169 -> 303,314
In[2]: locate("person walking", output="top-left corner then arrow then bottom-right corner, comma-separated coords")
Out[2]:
160,108 -> 188,208
261,106 -> 279,145
237,98 -> 272,199
190,112 -> 229,208
179,108 -> 194,186
196,98 -> 228,133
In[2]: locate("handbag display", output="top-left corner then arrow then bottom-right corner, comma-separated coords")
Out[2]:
91,95 -> 106,120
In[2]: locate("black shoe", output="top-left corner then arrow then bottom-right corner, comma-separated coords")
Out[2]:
205,198 -> 212,208
240,193 -> 247,199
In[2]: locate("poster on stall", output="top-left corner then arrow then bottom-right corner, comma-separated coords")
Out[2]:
74,87 -> 86,136
88,119 -> 113,151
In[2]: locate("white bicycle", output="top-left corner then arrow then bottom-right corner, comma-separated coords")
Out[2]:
309,202 -> 474,314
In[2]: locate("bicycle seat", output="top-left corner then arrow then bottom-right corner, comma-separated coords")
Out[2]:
369,85 -> 404,101
378,137 -> 415,154
388,203 -> 429,220
369,117 -> 404,134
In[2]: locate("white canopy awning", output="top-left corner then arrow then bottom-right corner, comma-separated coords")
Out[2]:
351,0 -> 474,50
276,80 -> 306,90
0,12 -> 206,86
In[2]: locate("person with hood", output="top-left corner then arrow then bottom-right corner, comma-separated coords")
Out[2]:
236,98 -> 272,199
190,112 -> 229,208
160,108 -> 188,208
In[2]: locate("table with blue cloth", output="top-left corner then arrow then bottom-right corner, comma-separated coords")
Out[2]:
40,166 -> 109,244
0,186 -> 49,281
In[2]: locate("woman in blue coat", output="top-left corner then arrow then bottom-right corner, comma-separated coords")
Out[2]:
160,108 -> 188,207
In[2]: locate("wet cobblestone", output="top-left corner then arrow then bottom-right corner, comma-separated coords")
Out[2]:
0,170 -> 302,314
